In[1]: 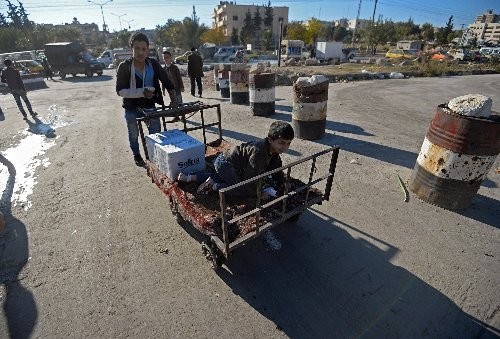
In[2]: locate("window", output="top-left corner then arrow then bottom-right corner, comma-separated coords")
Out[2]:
233,15 -> 238,21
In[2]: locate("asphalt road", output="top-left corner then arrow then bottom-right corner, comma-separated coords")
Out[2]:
0,70 -> 499,338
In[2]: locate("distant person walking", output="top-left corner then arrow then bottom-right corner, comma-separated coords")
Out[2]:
187,47 -> 204,98
41,58 -> 53,80
1,59 -> 37,120
162,51 -> 184,105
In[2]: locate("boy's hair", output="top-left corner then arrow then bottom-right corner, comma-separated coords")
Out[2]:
190,47 -> 196,52
162,51 -> 172,57
129,32 -> 149,48
268,121 -> 294,140
4,59 -> 12,66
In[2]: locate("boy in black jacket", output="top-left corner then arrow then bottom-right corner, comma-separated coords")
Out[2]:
116,32 -> 178,167
178,121 -> 294,197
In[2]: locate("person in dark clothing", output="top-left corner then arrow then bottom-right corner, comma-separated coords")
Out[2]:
161,51 -> 184,104
187,47 -> 204,97
116,32 -> 178,167
1,59 -> 37,121
41,58 -> 53,80
178,121 -> 294,197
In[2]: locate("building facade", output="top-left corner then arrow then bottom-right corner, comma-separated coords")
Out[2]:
468,10 -> 500,44
212,1 -> 288,45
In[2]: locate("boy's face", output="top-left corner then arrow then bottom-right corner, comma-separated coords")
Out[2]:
132,40 -> 148,63
163,54 -> 172,65
269,137 -> 292,154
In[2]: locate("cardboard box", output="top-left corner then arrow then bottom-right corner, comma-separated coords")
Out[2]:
145,130 -> 205,179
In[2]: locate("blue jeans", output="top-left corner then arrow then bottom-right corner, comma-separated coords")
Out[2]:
124,108 -> 161,156
196,153 -> 247,196
12,91 -> 33,116
175,90 -> 183,104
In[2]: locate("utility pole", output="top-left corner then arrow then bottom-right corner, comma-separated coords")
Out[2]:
278,19 -> 283,67
111,12 -> 126,31
351,0 -> 362,46
370,0 -> 378,54
87,0 -> 113,32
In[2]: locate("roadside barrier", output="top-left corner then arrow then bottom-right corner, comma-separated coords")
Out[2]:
249,73 -> 275,116
409,94 -> 500,209
218,64 -> 230,98
229,63 -> 249,105
292,77 -> 329,140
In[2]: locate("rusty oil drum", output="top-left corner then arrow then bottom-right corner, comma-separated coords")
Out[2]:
229,64 -> 249,105
409,105 -> 500,209
249,73 -> 275,116
292,80 -> 329,140
218,64 -> 230,98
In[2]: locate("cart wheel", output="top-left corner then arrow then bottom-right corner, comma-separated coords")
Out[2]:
201,241 -> 223,270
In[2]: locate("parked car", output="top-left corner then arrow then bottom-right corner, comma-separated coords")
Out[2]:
447,48 -> 470,61
15,59 -> 44,74
385,49 -> 419,60
174,51 -> 192,64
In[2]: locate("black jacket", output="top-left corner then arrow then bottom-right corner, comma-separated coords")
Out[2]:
1,66 -> 25,91
116,57 -> 176,110
223,138 -> 284,195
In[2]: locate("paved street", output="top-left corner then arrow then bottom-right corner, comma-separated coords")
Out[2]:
0,70 -> 499,338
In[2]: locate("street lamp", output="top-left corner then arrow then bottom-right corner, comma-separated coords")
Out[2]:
87,0 -> 113,32
123,19 -> 135,30
110,12 -> 126,31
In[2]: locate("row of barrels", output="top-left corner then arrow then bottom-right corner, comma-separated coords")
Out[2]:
213,64 -> 329,141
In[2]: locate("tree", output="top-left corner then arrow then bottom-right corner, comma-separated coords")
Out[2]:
436,15 -> 453,44
5,0 -> 22,28
180,17 -> 208,50
420,23 -> 434,41
0,13 -> 8,27
17,0 -> 32,29
332,26 -> 348,42
72,17 -> 80,25
200,27 -> 226,45
253,6 -> 262,30
253,6 -> 262,47
240,10 -> 254,44
305,18 -> 322,45
262,30 -> 273,50
285,21 -> 306,41
109,30 -> 130,49
231,27 -> 239,45
323,22 -> 335,41
263,1 -> 273,29
156,19 -> 183,48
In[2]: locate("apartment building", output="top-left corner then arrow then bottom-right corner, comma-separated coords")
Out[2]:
468,10 -> 500,44
212,1 -> 289,43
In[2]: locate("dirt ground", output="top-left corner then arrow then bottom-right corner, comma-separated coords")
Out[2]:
0,70 -> 499,338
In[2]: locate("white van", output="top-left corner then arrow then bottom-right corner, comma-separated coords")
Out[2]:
98,48 -> 128,67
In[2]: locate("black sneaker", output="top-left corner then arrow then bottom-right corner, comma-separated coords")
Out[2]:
22,115 -> 28,120
30,112 -> 38,117
134,154 -> 145,167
